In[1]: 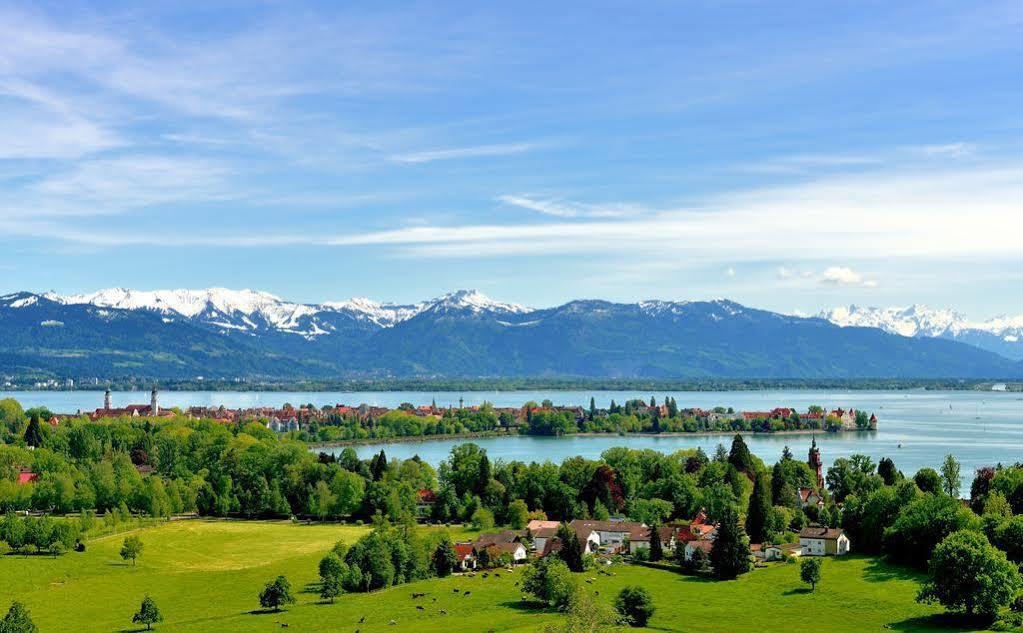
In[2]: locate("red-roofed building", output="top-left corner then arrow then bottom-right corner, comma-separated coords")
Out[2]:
453,543 -> 477,570
416,489 -> 437,517
17,471 -> 38,485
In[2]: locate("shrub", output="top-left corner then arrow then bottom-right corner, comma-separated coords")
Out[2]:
615,586 -> 655,627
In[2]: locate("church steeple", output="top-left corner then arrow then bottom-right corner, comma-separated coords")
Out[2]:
808,436 -> 824,490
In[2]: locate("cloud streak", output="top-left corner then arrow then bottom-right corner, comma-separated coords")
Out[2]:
497,195 -> 643,218
389,142 -> 541,164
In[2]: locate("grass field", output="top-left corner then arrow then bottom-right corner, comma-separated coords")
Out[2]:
0,519 -> 982,632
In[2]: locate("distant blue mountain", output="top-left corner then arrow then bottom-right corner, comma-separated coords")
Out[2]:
1,289 -> 1020,380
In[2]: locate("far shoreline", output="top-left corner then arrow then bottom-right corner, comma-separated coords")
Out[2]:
307,427 -> 874,450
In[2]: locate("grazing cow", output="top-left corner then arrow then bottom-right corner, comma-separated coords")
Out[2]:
464,591 -> 471,597
416,606 -> 424,611
440,610 -> 447,615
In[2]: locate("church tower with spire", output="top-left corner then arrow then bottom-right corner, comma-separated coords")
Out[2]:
150,387 -> 159,417
808,436 -> 824,490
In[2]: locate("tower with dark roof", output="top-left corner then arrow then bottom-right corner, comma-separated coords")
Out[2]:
808,436 -> 824,490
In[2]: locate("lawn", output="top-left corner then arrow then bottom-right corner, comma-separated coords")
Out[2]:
0,519 -> 980,632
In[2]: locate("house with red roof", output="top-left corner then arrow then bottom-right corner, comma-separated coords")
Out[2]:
17,471 -> 38,485
452,542 -> 477,570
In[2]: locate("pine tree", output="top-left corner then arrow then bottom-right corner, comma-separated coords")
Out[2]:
23,414 -> 43,448
728,434 -> 753,473
0,601 -> 37,633
370,450 -> 387,481
745,472 -> 772,543
589,397 -> 597,421
710,506 -> 752,579
557,523 -> 584,572
648,525 -> 663,562
650,405 -> 661,433
432,538 -> 458,577
476,455 -> 492,496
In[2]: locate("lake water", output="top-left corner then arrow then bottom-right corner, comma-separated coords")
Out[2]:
7,388 -> 1021,483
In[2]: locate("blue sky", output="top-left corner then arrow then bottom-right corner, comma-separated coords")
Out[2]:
2,1 -> 1022,317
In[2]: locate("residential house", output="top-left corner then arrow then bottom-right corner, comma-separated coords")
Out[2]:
453,543 -> 477,571
473,530 -> 524,550
526,519 -> 561,532
16,471 -> 38,485
531,526 -> 558,553
764,543 -> 802,561
796,487 -> 825,509
683,539 -> 714,561
568,519 -> 644,553
799,525 -> 850,556
486,541 -> 528,563
628,525 -> 677,555
416,489 -> 437,518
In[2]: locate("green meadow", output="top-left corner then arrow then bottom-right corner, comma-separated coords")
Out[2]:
0,519 -> 977,632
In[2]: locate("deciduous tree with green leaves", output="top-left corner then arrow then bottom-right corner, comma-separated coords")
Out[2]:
132,596 -> 163,630
120,535 -> 143,566
917,530 -> 1021,617
800,557 -> 822,591
615,586 -> 655,627
258,576 -> 296,612
940,454 -> 961,498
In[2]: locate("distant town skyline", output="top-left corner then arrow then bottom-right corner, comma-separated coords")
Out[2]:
2,2 -> 1022,319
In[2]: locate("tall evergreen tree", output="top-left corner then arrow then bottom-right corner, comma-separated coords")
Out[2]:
710,506 -> 752,579
648,525 -> 663,562
650,405 -> 661,434
23,414 -> 43,448
745,472 -> 772,543
878,457 -> 900,486
370,450 -> 387,481
557,523 -> 584,572
728,434 -> 753,473
476,454 -> 492,496
432,538 -> 458,577
0,601 -> 37,633
589,397 -> 597,421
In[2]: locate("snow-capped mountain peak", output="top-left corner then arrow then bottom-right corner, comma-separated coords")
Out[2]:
820,304 -> 1023,360
422,289 -> 533,315
320,297 -> 425,327
821,304 -> 969,337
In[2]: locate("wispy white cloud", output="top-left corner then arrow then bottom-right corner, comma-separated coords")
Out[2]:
326,160 -> 1023,262
497,194 -> 643,218
389,142 -> 541,164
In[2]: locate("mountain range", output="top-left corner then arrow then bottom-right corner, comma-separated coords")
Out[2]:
1,288 -> 1021,381
820,305 -> 1023,361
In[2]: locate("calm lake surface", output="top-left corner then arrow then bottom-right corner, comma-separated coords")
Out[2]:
8,389 -> 1021,482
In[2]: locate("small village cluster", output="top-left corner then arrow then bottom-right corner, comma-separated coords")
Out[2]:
422,438 -> 850,573
442,510 -> 848,572
81,389 -> 876,435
